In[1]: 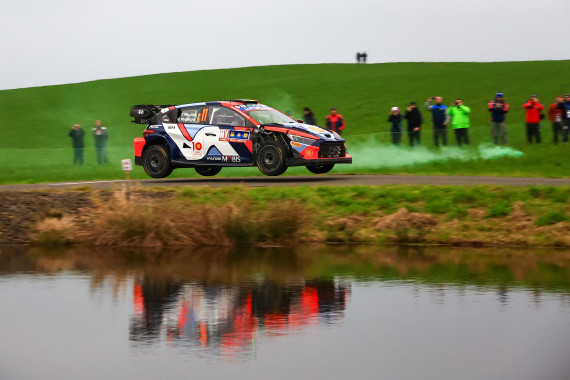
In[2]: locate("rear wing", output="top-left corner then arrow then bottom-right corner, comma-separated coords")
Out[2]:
130,104 -> 172,124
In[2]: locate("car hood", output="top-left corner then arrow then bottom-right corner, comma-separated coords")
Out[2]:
266,123 -> 345,142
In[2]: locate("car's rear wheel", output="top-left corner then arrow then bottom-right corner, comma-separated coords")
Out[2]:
195,166 -> 222,176
143,145 -> 173,178
256,140 -> 287,176
306,163 -> 335,174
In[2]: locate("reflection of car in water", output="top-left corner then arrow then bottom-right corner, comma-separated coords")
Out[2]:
130,277 -> 350,357
130,99 -> 352,178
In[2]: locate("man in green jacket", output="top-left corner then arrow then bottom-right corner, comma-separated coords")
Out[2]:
447,99 -> 471,147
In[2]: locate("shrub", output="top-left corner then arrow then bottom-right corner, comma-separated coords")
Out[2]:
33,217 -> 75,246
536,212 -> 569,227
487,201 -> 513,218
225,201 -> 308,245
425,198 -> 452,214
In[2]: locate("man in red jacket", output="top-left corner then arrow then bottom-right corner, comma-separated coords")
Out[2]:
522,94 -> 544,143
548,95 -> 564,144
325,107 -> 346,135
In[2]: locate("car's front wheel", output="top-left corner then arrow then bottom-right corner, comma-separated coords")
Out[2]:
143,145 -> 173,178
195,166 -> 222,176
256,141 -> 287,176
306,163 -> 335,174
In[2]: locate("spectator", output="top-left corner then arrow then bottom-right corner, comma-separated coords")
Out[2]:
404,102 -> 422,146
92,120 -> 109,164
68,124 -> 85,165
556,93 -> 570,143
424,96 -> 449,147
302,107 -> 318,126
356,52 -> 362,63
325,107 -> 346,135
388,107 -> 403,145
488,92 -> 509,145
362,51 -> 368,63
522,95 -> 544,143
549,95 -> 564,144
448,99 -> 471,147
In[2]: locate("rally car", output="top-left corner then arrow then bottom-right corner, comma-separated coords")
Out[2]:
131,99 -> 351,178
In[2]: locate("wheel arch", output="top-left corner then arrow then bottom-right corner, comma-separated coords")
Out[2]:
142,135 -> 171,157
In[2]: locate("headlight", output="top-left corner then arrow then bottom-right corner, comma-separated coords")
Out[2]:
289,134 -> 317,145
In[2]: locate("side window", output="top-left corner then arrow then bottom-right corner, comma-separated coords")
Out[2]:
178,106 -> 209,124
209,106 -> 246,127
161,109 -> 179,123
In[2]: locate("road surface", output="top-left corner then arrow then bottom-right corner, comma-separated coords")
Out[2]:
1,174 -> 569,191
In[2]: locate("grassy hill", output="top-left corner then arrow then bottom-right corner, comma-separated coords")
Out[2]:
0,61 -> 569,184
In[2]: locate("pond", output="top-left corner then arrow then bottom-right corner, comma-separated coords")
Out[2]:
0,245 -> 569,380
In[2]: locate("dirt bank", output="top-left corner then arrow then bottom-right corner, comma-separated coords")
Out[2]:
2,185 -> 569,248
0,192 -> 93,245
0,191 -> 174,245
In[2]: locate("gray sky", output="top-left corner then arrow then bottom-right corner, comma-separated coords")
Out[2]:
1,0 -> 568,90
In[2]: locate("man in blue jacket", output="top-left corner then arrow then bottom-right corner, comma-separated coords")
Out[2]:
488,92 -> 509,145
425,96 -> 449,147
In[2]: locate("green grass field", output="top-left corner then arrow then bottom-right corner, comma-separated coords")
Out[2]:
1,61 -> 569,184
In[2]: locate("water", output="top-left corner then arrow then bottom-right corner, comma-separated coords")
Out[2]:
0,245 -> 569,380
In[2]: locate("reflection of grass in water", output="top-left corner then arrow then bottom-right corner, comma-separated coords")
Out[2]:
10,245 -> 570,293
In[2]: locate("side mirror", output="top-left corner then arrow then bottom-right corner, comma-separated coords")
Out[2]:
297,119 -> 304,123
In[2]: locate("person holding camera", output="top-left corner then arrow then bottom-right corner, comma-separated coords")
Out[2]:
549,96 -> 564,144
404,102 -> 422,146
93,120 -> 109,164
488,92 -> 509,145
325,107 -> 346,135
425,96 -> 449,147
522,95 -> 544,143
302,107 -> 318,126
556,94 -> 570,143
68,124 -> 85,165
388,106 -> 403,145
447,98 -> 471,147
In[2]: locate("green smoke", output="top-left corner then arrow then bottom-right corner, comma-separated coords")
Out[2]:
345,136 -> 524,170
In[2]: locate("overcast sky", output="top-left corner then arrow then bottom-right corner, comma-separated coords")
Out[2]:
1,0 -> 568,90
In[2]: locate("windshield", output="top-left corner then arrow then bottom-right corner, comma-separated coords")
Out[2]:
246,109 -> 296,125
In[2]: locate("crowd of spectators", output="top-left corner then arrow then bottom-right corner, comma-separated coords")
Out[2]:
303,92 -> 570,147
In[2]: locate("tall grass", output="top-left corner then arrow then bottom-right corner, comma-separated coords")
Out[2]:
33,188 -> 309,247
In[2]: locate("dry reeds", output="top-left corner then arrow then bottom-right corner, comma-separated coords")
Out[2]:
34,216 -> 76,246
32,188 -> 309,247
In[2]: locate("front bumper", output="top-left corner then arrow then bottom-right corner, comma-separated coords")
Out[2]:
286,156 -> 352,167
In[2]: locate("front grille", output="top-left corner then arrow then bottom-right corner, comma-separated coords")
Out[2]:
319,142 -> 345,158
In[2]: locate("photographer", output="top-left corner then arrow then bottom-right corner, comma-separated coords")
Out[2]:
556,94 -> 570,143
68,124 -> 85,165
488,92 -> 509,145
404,102 -> 422,147
325,107 -> 346,135
522,95 -> 544,143
549,95 -> 563,144
447,99 -> 471,147
388,106 -> 403,145
424,96 -> 449,147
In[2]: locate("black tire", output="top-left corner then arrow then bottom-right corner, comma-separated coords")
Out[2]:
143,145 -> 173,178
256,140 -> 288,176
306,163 -> 335,174
195,166 -> 222,176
